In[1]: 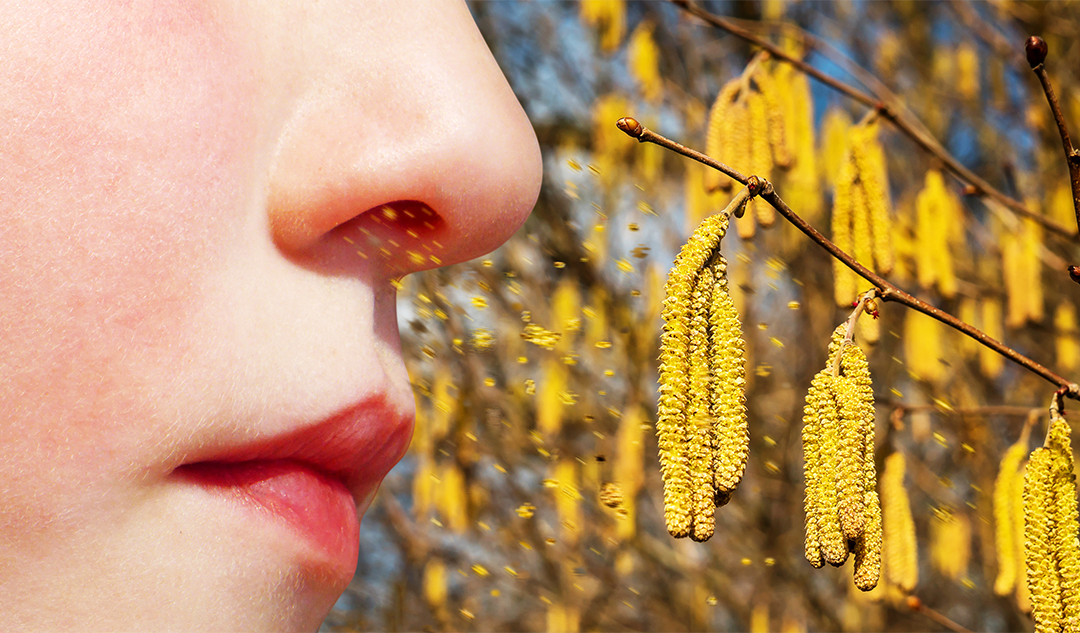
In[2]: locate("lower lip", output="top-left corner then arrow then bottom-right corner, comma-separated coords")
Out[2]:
175,460 -> 359,565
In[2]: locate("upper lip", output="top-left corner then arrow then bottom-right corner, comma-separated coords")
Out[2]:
173,390 -> 414,503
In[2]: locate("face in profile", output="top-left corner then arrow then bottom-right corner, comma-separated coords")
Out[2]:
0,0 -> 541,629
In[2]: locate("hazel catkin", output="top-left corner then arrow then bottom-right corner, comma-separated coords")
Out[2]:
658,204 -> 748,541
710,255 -> 749,496
1024,410 -> 1080,633
854,490 -> 883,591
993,432 -> 1030,595
801,324 -> 880,587
704,80 -> 742,193
831,124 -> 894,308
882,452 -> 918,592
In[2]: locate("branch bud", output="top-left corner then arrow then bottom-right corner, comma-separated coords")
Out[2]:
616,117 -> 643,138
1026,36 -> 1048,68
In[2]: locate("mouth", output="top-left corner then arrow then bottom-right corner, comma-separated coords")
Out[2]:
170,392 -> 414,569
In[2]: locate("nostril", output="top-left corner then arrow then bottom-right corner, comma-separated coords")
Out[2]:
357,201 -> 445,237
327,200 -> 448,270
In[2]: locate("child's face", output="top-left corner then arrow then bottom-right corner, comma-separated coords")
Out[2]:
0,0 -> 540,629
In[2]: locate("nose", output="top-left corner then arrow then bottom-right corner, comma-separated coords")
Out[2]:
264,0 -> 541,272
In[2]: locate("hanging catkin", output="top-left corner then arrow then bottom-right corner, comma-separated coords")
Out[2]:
1023,407 -> 1080,633
994,430 -> 1030,596
831,123 -> 893,308
802,324 -> 880,589
882,452 -> 918,592
705,80 -> 742,193
914,170 -> 964,298
658,195 -> 748,541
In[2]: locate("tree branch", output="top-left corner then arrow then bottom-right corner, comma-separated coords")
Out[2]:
616,117 -> 1080,400
669,0 -> 1078,240
1026,36 -> 1080,239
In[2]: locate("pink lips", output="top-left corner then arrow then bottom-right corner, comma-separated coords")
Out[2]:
169,393 -> 414,576
175,460 -> 360,563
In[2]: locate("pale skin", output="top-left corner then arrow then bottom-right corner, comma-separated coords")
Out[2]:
0,0 -> 541,630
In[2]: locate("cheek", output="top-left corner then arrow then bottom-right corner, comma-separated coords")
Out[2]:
0,1 -> 259,505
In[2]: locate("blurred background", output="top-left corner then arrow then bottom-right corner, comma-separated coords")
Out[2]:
321,2 -> 1080,631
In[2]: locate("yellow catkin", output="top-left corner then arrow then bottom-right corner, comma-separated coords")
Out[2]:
552,278 -> 581,353
820,108 -> 852,185
754,64 -> 793,169
1004,217 -> 1045,328
854,490 -> 883,591
903,310 -> 945,383
803,326 -> 877,568
748,90 -> 775,230
1025,446 -> 1060,633
1051,182 -> 1075,229
850,172 -> 874,299
850,124 -> 894,275
980,299 -> 1005,378
537,356 -> 568,437
845,337 -> 877,521
750,602 -> 770,633
627,20 -> 661,102
802,370 -> 827,568
438,463 -> 469,533
423,557 -> 448,608
1057,302 -> 1080,372
578,0 -> 625,52
914,170 -> 962,298
430,366 -> 456,442
882,452 -> 918,592
994,435 -> 1030,595
816,370 -> 849,566
710,255 -> 749,498
1048,413 -> 1080,629
1023,217 -> 1045,325
688,266 -> 716,543
783,69 -> 821,223
728,99 -> 755,239
836,362 -> 867,539
658,211 -> 743,539
956,42 -> 979,100
547,600 -> 580,633
705,80 -> 742,193
1015,460 -> 1033,613
613,405 -> 646,540
930,510 -> 971,581
831,152 -> 856,306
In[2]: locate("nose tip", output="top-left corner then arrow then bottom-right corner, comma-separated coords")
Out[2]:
266,0 -> 541,269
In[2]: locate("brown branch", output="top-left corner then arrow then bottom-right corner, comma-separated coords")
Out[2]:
904,595 -> 973,633
616,117 -> 1080,400
669,0 -> 1078,240
1026,36 -> 1080,239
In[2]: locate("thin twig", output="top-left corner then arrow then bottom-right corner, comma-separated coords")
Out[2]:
1026,36 -> 1080,238
670,0 -> 1077,239
831,290 -> 877,377
616,117 -> 1080,400
905,595 -> 973,633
